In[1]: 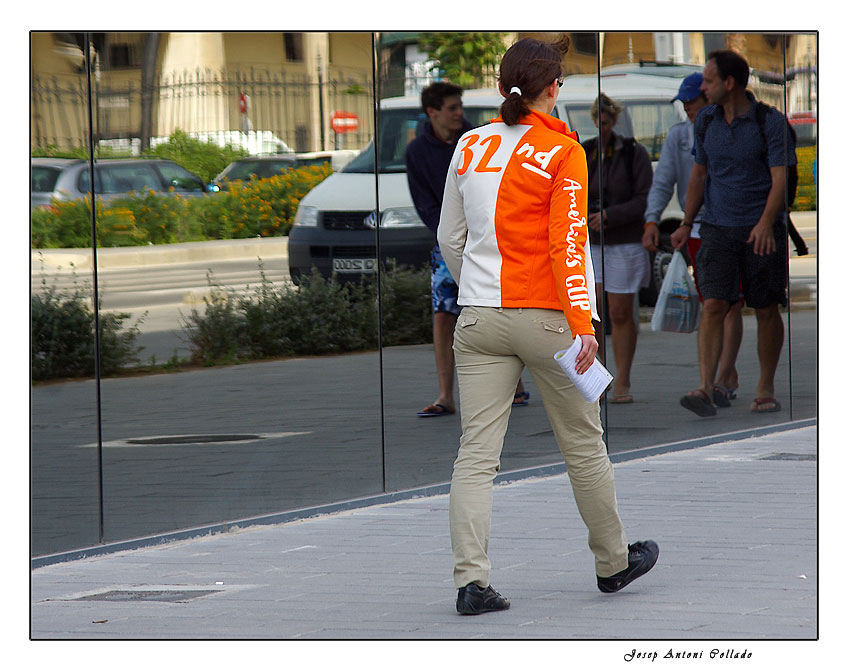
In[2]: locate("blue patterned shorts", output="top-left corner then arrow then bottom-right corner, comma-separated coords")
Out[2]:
431,246 -> 461,316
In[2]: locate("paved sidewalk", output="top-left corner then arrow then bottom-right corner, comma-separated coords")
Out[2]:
31,425 -> 817,643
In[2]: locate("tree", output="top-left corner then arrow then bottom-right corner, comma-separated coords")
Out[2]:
418,33 -> 509,89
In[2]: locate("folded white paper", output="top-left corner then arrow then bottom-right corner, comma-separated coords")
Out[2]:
554,336 -> 614,403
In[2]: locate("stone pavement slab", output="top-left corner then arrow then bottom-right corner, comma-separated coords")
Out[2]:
30,425 -> 820,647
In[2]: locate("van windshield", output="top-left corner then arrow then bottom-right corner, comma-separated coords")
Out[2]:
563,100 -> 682,161
343,106 -> 499,174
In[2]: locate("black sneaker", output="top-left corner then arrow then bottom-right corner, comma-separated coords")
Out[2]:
456,583 -> 510,615
597,540 -> 659,593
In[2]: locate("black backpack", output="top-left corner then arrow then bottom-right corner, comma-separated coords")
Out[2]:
695,101 -> 807,256
755,102 -> 798,205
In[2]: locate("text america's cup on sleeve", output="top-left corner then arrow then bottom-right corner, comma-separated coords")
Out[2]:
561,177 -> 591,311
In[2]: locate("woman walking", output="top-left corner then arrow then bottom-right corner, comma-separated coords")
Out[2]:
438,36 -> 658,616
584,94 -> 653,403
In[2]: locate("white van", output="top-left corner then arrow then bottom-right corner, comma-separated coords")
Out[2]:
289,68 -> 693,297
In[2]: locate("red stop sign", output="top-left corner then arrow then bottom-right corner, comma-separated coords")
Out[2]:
331,111 -> 358,134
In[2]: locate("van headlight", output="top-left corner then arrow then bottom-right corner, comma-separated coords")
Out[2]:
294,204 -> 318,227
380,207 -> 424,228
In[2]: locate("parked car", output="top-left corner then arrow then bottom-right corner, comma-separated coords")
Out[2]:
31,157 -> 211,210
211,154 -> 298,190
289,71 -> 691,302
211,150 -> 358,191
293,150 -> 358,171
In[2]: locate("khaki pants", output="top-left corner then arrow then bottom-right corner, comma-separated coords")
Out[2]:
449,306 -> 629,588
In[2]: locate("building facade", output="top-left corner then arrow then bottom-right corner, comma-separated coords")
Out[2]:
31,31 -> 816,155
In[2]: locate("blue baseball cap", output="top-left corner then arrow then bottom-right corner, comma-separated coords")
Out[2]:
671,73 -> 703,103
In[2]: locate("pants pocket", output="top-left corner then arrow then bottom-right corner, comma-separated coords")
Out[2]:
540,318 -> 569,335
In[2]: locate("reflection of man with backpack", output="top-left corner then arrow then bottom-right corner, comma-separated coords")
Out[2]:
644,72 -> 744,410
671,49 -> 797,418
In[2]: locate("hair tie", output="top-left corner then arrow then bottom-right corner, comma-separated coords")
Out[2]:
509,86 -> 522,96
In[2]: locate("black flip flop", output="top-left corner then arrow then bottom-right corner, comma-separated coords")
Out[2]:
680,391 -> 717,417
712,385 -> 737,408
417,403 -> 455,418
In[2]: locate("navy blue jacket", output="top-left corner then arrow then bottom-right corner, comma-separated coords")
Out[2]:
405,118 -> 475,240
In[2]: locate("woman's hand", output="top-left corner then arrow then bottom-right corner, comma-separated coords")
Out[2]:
575,334 -> 599,375
588,211 -> 603,233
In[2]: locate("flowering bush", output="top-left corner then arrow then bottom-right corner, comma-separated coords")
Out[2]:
110,189 -> 194,244
197,164 -> 331,240
793,146 -> 816,212
31,165 -> 331,248
31,199 -> 148,248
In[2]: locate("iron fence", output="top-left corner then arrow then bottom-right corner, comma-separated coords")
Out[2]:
31,67 -> 374,154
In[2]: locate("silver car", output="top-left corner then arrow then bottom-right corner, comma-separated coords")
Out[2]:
31,157 -> 210,210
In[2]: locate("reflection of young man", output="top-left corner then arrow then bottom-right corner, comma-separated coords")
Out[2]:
406,83 -> 526,417
642,73 -> 743,409
673,51 -> 794,417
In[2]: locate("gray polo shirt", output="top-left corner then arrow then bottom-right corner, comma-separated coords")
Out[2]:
693,92 -> 796,228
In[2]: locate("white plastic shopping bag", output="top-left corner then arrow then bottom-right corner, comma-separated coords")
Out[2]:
650,250 -> 701,333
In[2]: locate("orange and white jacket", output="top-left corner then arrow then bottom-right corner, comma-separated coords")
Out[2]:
437,109 -> 599,337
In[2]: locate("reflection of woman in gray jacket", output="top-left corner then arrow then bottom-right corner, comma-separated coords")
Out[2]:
583,93 -> 652,403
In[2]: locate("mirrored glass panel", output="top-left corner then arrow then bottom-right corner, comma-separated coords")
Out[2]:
594,32 -> 812,453
783,33 -> 817,423
31,31 -> 103,556
30,30 -> 816,558
377,32 -> 602,491
81,31 -> 381,544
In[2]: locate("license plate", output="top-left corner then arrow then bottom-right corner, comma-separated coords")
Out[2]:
333,258 -> 377,273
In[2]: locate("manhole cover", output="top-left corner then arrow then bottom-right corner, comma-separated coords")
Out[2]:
759,453 -> 816,461
72,589 -> 223,603
126,435 -> 260,445
89,431 -> 311,449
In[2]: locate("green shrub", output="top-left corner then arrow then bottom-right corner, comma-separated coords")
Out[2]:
31,145 -> 92,160
144,129 -> 248,184
31,200 -> 93,249
378,260 -> 433,346
180,281 -> 247,366
110,190 -> 197,245
181,261 -> 432,366
31,166 -> 330,248
31,269 -> 144,380
31,199 -> 149,248
96,204 -> 149,247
